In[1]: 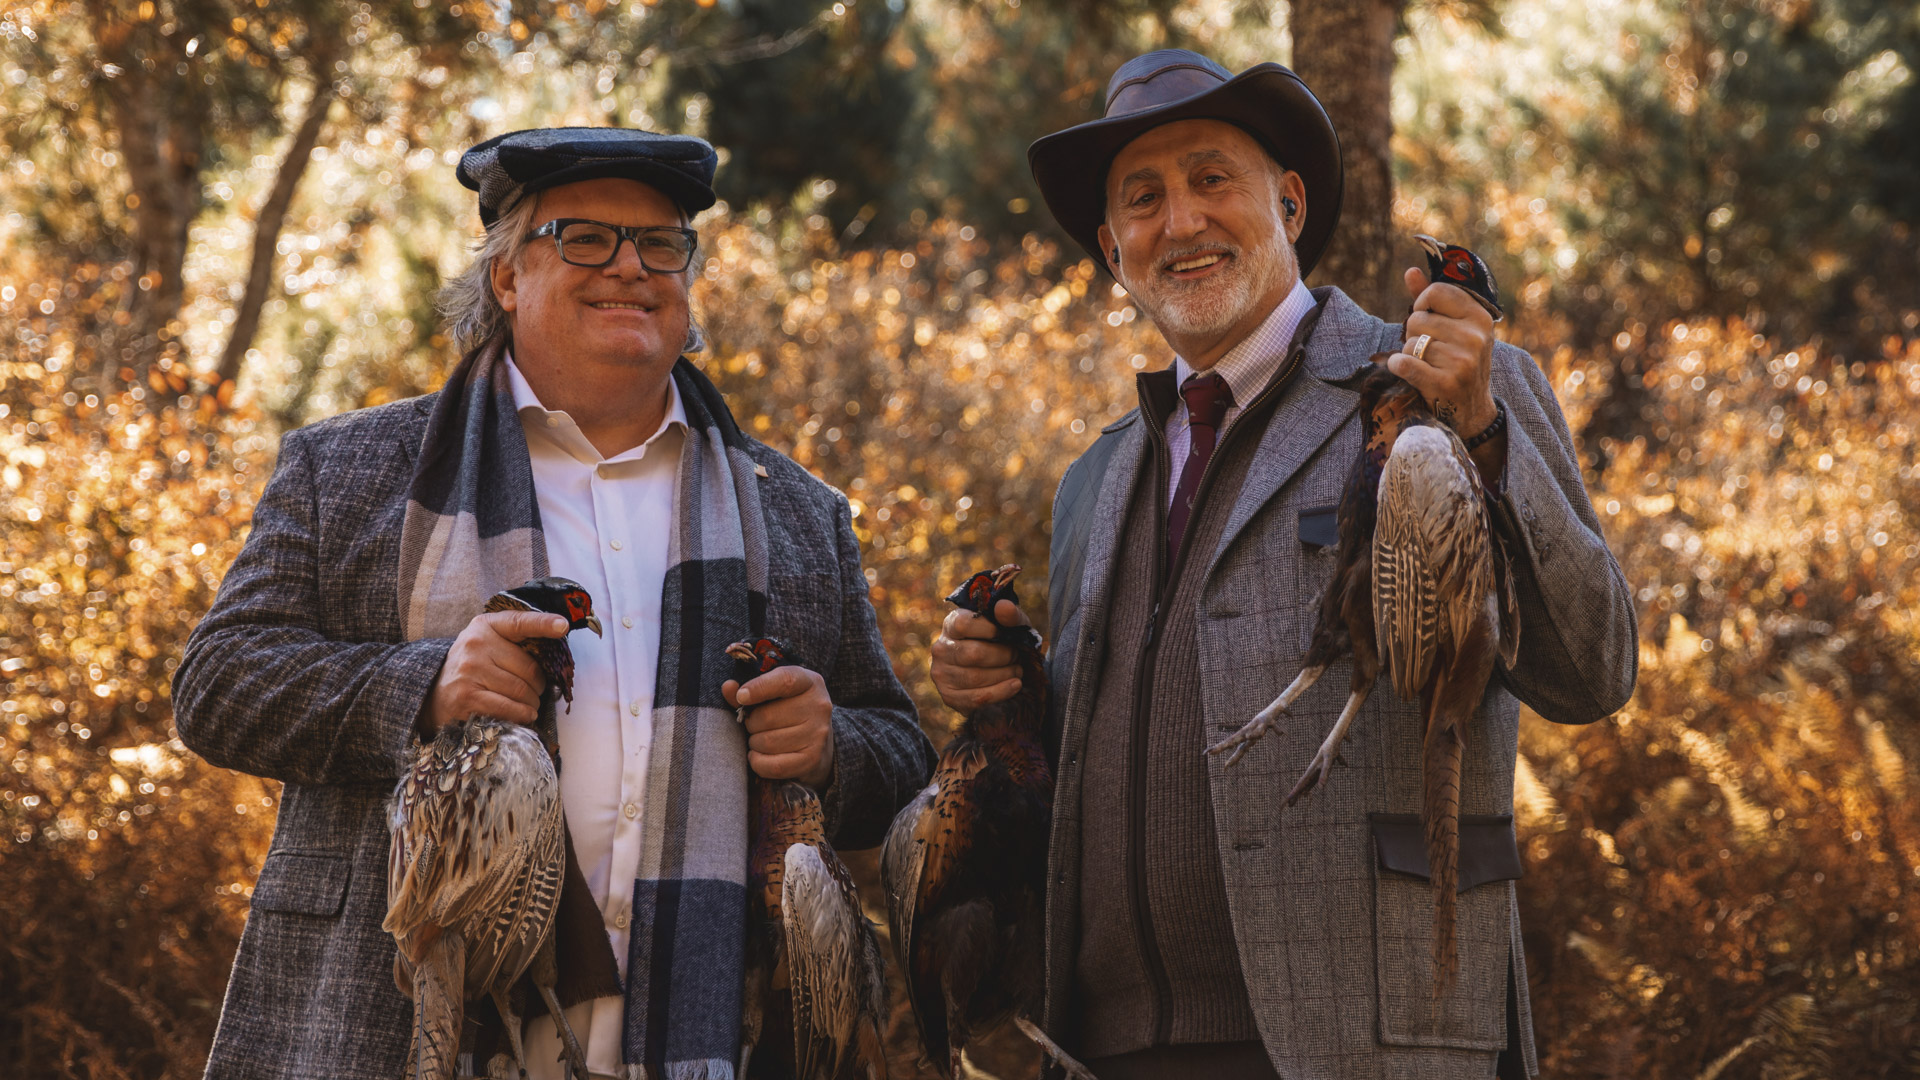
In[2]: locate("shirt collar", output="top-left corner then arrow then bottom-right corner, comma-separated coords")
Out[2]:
1172,277 -> 1317,404
504,352 -> 687,465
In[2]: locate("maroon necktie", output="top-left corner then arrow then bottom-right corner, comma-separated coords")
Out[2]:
1167,371 -> 1235,567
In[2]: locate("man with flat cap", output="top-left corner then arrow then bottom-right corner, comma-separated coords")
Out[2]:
932,51 -> 1636,1079
175,126 -> 931,1080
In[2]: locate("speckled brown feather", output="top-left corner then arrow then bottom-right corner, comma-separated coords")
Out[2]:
881,567 -> 1066,1080
1372,410 -> 1503,1000
733,638 -> 889,1080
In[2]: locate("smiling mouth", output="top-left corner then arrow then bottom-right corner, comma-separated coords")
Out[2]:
590,301 -> 653,311
1166,253 -> 1226,274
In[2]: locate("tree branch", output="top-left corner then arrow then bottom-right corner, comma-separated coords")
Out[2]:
214,51 -> 339,390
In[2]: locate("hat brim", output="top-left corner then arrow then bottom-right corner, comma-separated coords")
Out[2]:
1027,63 -> 1343,278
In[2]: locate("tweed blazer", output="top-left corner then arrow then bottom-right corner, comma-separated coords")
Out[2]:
173,390 -> 932,1080
1041,288 -> 1637,1080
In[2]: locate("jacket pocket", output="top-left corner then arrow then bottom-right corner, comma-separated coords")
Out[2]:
1369,813 -> 1519,1051
250,850 -> 352,917
1293,503 -> 1340,651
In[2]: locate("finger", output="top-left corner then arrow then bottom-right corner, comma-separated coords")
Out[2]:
484,610 -> 570,643
741,699 -> 816,735
483,636 -> 546,683
467,690 -> 539,726
941,609 -> 1002,641
748,750 -> 815,781
1404,265 -> 1430,299
992,599 -> 1031,628
476,663 -> 544,705
934,658 -> 1020,689
942,637 -> 1016,670
747,721 -> 820,755
1384,349 -> 1444,392
1412,280 -> 1489,324
721,679 -> 741,709
939,678 -> 1023,712
736,666 -> 817,707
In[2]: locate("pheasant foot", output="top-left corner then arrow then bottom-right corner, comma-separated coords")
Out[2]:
1014,1016 -> 1099,1080
1285,686 -> 1373,805
1207,665 -> 1327,768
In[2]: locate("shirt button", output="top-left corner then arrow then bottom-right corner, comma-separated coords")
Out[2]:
623,802 -> 639,819
614,911 -> 630,930
611,539 -> 623,551
622,616 -> 634,629
629,700 -> 642,716
596,465 -> 610,478
546,416 -> 560,428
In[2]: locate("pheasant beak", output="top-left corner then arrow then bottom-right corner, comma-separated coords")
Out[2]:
584,613 -> 603,637
1414,233 -> 1446,260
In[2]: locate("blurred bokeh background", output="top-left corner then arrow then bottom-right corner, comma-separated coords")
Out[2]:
3,1 -> 1919,1076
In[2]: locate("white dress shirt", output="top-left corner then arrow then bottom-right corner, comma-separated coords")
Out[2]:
1165,278 -> 1317,506
505,356 -> 686,1080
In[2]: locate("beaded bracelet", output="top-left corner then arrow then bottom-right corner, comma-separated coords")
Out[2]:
1462,400 -> 1508,450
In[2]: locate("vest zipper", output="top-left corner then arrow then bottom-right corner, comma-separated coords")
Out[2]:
1122,343 -> 1307,1044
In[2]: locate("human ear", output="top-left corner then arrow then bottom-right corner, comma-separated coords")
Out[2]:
1279,170 -> 1307,243
489,254 -> 519,313
1096,222 -> 1122,278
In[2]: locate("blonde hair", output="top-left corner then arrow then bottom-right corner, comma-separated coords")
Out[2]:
437,195 -> 542,354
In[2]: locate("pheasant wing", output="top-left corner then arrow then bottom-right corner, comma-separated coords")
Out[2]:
385,722 -> 560,978
880,742 -> 989,1069
1372,425 -> 1497,701
784,841 -> 881,1079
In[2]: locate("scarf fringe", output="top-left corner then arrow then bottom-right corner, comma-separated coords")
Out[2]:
624,1058 -> 735,1080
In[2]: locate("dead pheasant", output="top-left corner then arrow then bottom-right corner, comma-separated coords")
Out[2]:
882,566 -> 1095,1080
385,576 -> 603,1080
1207,239 -> 1518,1000
728,637 -> 889,1080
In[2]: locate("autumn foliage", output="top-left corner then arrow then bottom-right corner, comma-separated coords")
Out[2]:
5,223 -> 1920,1078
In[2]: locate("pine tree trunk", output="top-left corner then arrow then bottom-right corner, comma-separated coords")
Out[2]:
1289,0 -> 1406,317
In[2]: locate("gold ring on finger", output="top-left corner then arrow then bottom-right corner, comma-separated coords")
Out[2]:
1410,333 -> 1433,363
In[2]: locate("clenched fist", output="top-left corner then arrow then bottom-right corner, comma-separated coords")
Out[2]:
929,598 -> 1030,712
417,609 -> 569,736
722,665 -> 836,789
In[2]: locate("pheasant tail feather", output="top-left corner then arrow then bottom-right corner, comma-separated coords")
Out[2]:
1423,691 -> 1464,1002
409,930 -> 466,1080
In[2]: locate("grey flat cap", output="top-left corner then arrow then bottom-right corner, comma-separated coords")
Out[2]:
457,126 -> 719,226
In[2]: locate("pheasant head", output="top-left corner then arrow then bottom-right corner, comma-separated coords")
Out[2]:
486,576 -> 603,710
1415,234 -> 1504,322
727,636 -> 799,683
947,563 -> 1043,656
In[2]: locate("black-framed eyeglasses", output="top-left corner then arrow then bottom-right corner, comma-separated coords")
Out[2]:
525,218 -> 699,272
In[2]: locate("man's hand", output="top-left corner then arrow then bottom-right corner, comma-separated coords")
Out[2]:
930,599 -> 1029,711
723,666 -> 835,789
419,610 -> 568,735
1386,267 -> 1498,439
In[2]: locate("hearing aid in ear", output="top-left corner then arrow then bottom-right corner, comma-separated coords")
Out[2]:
1282,197 -> 1298,218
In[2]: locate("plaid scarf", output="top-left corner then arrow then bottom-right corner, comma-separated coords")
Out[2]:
399,335 -> 763,1079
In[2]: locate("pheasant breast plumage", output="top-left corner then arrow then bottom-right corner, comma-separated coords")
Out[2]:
386,576 -> 602,1080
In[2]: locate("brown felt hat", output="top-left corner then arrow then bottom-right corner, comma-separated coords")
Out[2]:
1027,50 -> 1343,276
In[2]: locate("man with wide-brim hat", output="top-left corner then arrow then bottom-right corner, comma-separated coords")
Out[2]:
932,50 -> 1635,1078
175,126 -> 932,1080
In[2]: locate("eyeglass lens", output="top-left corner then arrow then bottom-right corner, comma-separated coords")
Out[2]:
557,222 -> 694,271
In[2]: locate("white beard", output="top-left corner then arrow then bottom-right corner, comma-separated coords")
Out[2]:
1127,229 -> 1290,340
